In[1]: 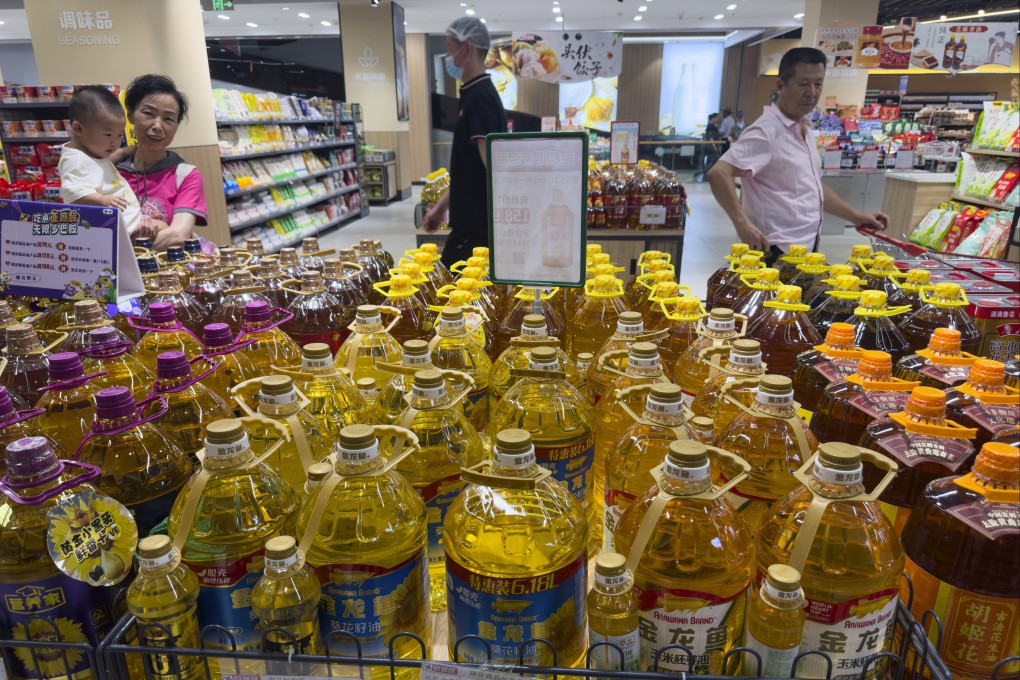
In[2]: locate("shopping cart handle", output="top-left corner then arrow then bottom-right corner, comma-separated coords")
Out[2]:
855,225 -> 928,257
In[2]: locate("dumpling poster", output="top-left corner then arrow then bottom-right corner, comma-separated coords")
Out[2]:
511,31 -> 622,83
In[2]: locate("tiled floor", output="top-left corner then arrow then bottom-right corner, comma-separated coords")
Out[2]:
322,182 -> 868,300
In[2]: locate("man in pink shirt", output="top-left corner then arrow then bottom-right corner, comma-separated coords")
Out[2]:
708,48 -> 888,264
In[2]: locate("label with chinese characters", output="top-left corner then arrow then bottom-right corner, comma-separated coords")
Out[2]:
446,551 -> 587,665
813,358 -> 861,384
847,391 -> 911,420
799,589 -> 898,680
961,403 -> 1020,437
633,585 -> 747,674
535,435 -> 595,506
743,630 -> 800,678
589,627 -> 640,671
603,487 -> 637,551
416,473 -> 464,566
902,556 -> 1020,677
918,363 -> 972,386
874,432 -> 975,472
0,572 -> 117,680
945,498 -> 1020,541
188,551 -> 265,651
46,488 -> 137,586
315,549 -> 429,658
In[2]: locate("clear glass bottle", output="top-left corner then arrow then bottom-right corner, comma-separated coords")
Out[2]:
126,535 -> 204,680
143,271 -> 208,337
790,322 -> 863,423
1,323 -> 52,406
587,553 -> 639,672
571,274 -> 630,359
711,252 -> 764,311
210,269 -> 274,335
657,295 -> 705,383
945,359 -> 1020,449
150,351 -> 234,465
290,343 -> 368,438
614,441 -> 754,675
131,301 -> 204,372
747,284 -> 823,377
896,327 -> 978,389
35,352 -> 99,456
430,306 -> 492,433
58,299 -> 132,354
898,282 -> 983,356
774,244 -> 808,284
691,339 -> 765,434
589,311 -> 646,402
445,429 -> 588,667
742,565 -> 807,678
706,243 -> 752,306
803,263 -> 854,307
732,267 -> 782,323
806,274 -> 865,339
850,290 -> 913,364
674,308 -> 745,406
237,300 -> 303,375
282,271 -> 346,352
168,418 -> 300,653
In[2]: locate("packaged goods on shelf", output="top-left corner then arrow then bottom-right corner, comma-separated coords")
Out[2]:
212,88 -> 330,122
587,158 -> 686,230
971,100 -> 1019,152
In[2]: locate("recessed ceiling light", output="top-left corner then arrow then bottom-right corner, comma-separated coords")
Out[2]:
713,13 -> 724,19
793,12 -> 804,19
553,7 -> 561,12
634,15 -> 642,21
281,6 -> 289,10
298,12 -> 310,18
977,8 -> 985,14
459,2 -> 467,5
638,6 -> 647,11
320,20 -> 332,26
465,8 -> 475,15
246,22 -> 258,27
555,16 -> 563,21
726,3 -> 737,9
217,14 -> 230,19
480,18 -> 486,23
939,14 -> 947,20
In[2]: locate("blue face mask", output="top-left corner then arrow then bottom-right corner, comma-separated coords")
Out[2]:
445,43 -> 465,81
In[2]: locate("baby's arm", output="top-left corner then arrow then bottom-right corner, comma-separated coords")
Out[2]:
74,193 -> 129,209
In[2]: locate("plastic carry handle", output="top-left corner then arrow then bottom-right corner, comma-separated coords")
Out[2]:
238,307 -> 295,340
658,297 -> 706,322
74,395 -> 169,461
920,286 -> 969,308
0,460 -> 101,506
459,459 -> 552,490
151,356 -> 221,396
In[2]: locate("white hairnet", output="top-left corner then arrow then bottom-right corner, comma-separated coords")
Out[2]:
446,17 -> 490,51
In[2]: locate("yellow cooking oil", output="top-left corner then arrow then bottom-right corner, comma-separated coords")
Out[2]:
280,343 -> 368,439
333,305 -> 403,384
496,286 -> 567,358
613,440 -> 754,675
625,255 -> 673,306
490,313 -> 581,402
755,442 -> 904,680
587,552 -> 640,672
199,322 -> 263,407
236,300 -> 303,375
775,244 -> 809,283
34,352 -> 100,456
297,424 -> 429,679
444,429 -> 588,667
589,311 -> 648,402
432,288 -> 494,359
571,274 -> 630,359
640,281 -> 686,331
567,254 -> 617,327
430,306 -> 492,433
690,339 -> 766,434
395,369 -> 486,611
167,418 -> 301,656
131,302 -> 204,372
355,377 -> 384,423
674,308 -> 746,407
375,339 -> 434,425
372,273 -> 434,345
630,269 -> 675,315
126,535 -> 205,680
81,326 -> 155,404
742,564 -> 807,677
656,295 -> 707,382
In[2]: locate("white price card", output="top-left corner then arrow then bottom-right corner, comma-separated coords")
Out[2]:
422,662 -> 539,680
894,149 -> 915,169
639,205 -> 666,225
859,149 -> 880,171
486,132 -> 588,287
822,149 -> 843,170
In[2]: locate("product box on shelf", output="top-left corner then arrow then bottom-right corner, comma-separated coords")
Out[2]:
893,258 -> 950,272
965,294 -> 1020,362
971,265 -> 1020,292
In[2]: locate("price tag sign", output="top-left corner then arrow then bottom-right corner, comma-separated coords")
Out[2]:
859,148 -> 880,171
487,132 -> 587,287
0,199 -> 144,303
822,149 -> 843,170
639,205 -> 666,225
894,149 -> 915,169
610,120 -> 640,165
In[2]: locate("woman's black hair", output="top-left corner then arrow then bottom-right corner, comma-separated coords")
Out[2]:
124,74 -> 189,121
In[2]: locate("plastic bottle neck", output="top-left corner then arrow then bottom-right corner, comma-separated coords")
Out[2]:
594,570 -> 632,596
807,459 -> 866,498
642,398 -> 686,426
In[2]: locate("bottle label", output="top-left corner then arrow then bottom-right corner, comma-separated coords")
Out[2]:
663,460 -> 710,483
0,572 -> 116,680
797,588 -> 898,680
261,388 -> 299,407
265,552 -> 299,570
874,432 -> 974,473
207,434 -> 250,459
646,397 -> 681,415
402,354 -> 431,366
534,435 -> 595,505
302,356 -> 332,370
627,355 -> 660,371
729,352 -> 761,368
521,325 -> 547,337
189,551 -> 265,651
633,585 -> 747,674
603,488 -> 637,551
46,487 -> 137,587
812,460 -> 863,486
706,318 -> 735,333
315,549 -> 429,657
139,549 -> 177,570
416,472 -> 464,566
743,630 -> 799,677
918,363 -> 971,386
902,555 -> 1020,677
412,384 -> 446,400
960,403 -> 1020,437
846,390 -> 911,420
756,390 -> 794,408
618,321 -> 643,334
589,627 -> 640,671
813,358 -> 860,383
944,498 -> 1020,541
136,603 -> 204,680
445,551 -> 587,665
339,441 -> 380,463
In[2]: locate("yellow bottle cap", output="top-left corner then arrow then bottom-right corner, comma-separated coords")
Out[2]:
788,244 -> 807,257
850,244 -> 873,260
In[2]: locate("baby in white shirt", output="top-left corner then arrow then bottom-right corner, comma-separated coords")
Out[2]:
58,85 -> 155,239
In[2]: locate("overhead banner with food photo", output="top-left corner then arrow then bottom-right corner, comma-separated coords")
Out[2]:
559,77 -> 618,132
486,38 -> 517,111
909,22 -> 1018,72
512,31 -> 622,83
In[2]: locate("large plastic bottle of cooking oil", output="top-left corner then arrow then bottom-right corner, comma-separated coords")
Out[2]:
803,263 -> 854,307
625,251 -> 671,304
278,343 -> 368,438
755,443 -> 904,680
0,437 -> 122,680
787,251 -> 830,291
886,268 -> 932,309
640,281 -> 685,331
945,358 -> 1020,448
587,552 -> 640,672
811,350 -> 920,445
656,295 -> 706,382
126,534 -> 205,680
143,270 -> 208,336
589,311 -> 649,402
858,252 -> 902,298
297,424 -> 428,677
631,269 -> 676,313
806,274 -> 865,338
150,351 -> 234,464
210,269 -> 274,334
376,339 -> 434,424
322,258 -> 368,313
299,236 -> 327,272
568,253 -> 615,324
489,314 -> 581,401
433,289 -> 495,359
458,265 -> 503,324
748,284 -> 823,376
407,243 -> 454,286
614,440 -> 754,675
396,369 -> 485,611
774,244 -> 808,283
77,387 -> 193,536
742,564 -> 807,677
333,305 -> 404,384
131,302 -> 204,371
79,326 -> 153,404
732,267 -> 782,322
186,257 -> 229,319
896,327 -> 978,389
496,287 -> 566,357
1,324 -> 52,406
237,300 -> 303,374
674,308 -> 746,406
1006,354 -> 1020,390
199,322 -> 261,407
277,247 -> 306,279
372,274 -> 434,345
35,352 -> 101,455
603,383 -> 695,550
168,418 -> 301,653
790,322 -> 863,423
691,339 -> 766,434
255,256 -> 297,311
429,306 -> 492,433
899,442 -> 1019,680
281,271 -> 347,352
386,261 -> 440,313
860,385 -> 977,534
706,244 -> 754,305
405,249 -> 451,296
571,274 -> 630,359
850,290 -> 913,363
58,299 -> 132,353
0,386 -> 63,470
712,252 -> 765,311
445,428 -> 588,667
715,375 -> 819,533
898,282 -> 982,355
439,276 -> 498,327
846,243 -> 873,273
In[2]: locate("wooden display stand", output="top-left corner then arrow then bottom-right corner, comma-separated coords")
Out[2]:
880,172 -> 956,240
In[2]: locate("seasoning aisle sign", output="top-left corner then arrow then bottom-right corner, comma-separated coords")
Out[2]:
487,132 -> 587,288
0,199 -> 144,303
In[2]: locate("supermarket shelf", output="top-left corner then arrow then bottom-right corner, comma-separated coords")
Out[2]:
0,100 -> 70,109
224,163 -> 358,199
1,134 -> 70,143
966,148 -> 1019,158
228,184 -> 360,232
221,140 -> 356,161
216,118 -> 333,126
950,193 -> 1012,211
262,209 -> 363,253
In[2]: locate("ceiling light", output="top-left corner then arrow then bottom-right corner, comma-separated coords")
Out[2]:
794,13 -> 804,19
217,14 -> 230,19
298,12 -> 310,18
923,8 -> 1017,23
480,18 -> 486,23
726,3 -> 736,8
634,15 -> 642,21
459,2 -> 467,5
940,14 -> 947,20
978,9 -> 985,14
321,20 -> 332,26
465,8 -> 475,15
553,7 -> 561,12
714,14 -> 724,19
638,6 -> 647,11
246,22 -> 258,27
555,16 -> 563,22
281,6 -> 289,10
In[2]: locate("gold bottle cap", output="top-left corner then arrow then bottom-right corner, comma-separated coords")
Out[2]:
0,300 -> 14,326
594,552 -> 627,577
232,269 -> 254,287
667,439 -> 709,467
817,442 -> 862,469
73,300 -> 104,324
301,271 -> 325,291
279,248 -> 299,266
356,377 -> 377,389
303,343 -> 332,361
630,342 -> 658,359
339,424 -> 376,450
356,304 -> 381,322
261,375 -> 295,396
5,323 -> 41,353
414,368 -> 445,389
765,564 -> 802,591
759,375 -> 793,394
307,462 -> 333,482
577,352 -> 594,362
522,314 -> 546,328
265,535 -> 298,560
323,259 -> 341,276
649,383 -> 683,403
137,535 -> 173,560
157,271 -> 179,288
206,418 -> 246,445
495,428 -> 532,454
691,416 -> 714,431
530,346 -> 558,363
403,339 -> 430,357
302,237 -> 320,253
259,257 -> 281,275
441,306 -> 465,322
731,339 -> 760,355
709,308 -> 734,322
338,248 -> 356,260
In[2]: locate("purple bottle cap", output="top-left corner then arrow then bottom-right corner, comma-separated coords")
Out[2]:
90,326 -> 120,346
94,386 -> 137,421
244,300 -> 271,323
156,351 -> 191,380
203,323 -> 233,348
5,436 -> 59,480
147,302 -> 177,324
48,352 -> 85,382
0,387 -> 15,421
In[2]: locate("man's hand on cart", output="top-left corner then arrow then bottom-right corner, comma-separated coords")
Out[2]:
854,210 -> 890,231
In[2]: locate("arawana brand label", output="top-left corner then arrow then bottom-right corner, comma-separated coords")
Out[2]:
446,552 -> 587,666
188,551 -> 265,651
903,555 -> 1020,678
416,472 -> 464,565
945,498 -> 1020,541
535,435 -> 595,505
874,432 -> 974,473
797,589 -> 898,680
847,391 -> 911,420
589,628 -> 639,671
315,549 -> 429,657
634,585 -> 748,674
603,487 -> 637,551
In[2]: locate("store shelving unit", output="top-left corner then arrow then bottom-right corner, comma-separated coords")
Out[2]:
343,103 -> 370,218
0,97 -> 71,180
364,160 -> 398,205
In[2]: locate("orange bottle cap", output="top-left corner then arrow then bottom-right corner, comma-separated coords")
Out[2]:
928,327 -> 962,354
969,359 -> 1006,390
859,350 -> 893,379
826,322 -> 856,348
905,386 -> 947,420
973,442 -> 1020,486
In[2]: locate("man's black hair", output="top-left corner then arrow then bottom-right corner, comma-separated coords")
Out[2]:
124,74 -> 189,121
778,47 -> 828,82
722,107 -> 732,116
68,85 -> 124,124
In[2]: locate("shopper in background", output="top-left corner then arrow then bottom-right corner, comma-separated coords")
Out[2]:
115,74 -> 208,251
707,48 -> 888,263
729,111 -> 746,142
718,107 -> 735,151
422,17 -> 507,267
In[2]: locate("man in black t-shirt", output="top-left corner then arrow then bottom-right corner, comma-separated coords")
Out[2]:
423,17 -> 507,267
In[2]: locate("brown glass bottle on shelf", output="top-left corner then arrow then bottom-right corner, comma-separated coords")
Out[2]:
945,359 -> 1020,449
626,171 -> 655,229
748,285 -> 823,377
711,252 -> 764,311
806,274 -> 865,337
803,263 -> 854,306
774,244 -> 808,283
860,385 -> 977,534
897,282 -> 982,356
849,290 -> 913,364
790,322 -> 863,423
810,350 -> 919,445
656,295 -> 705,382
732,267 -> 782,323
787,252 -> 830,296
706,243 -> 752,305
886,268 -> 933,309
658,172 -> 686,229
857,252 -> 902,299
895,327 -> 978,389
